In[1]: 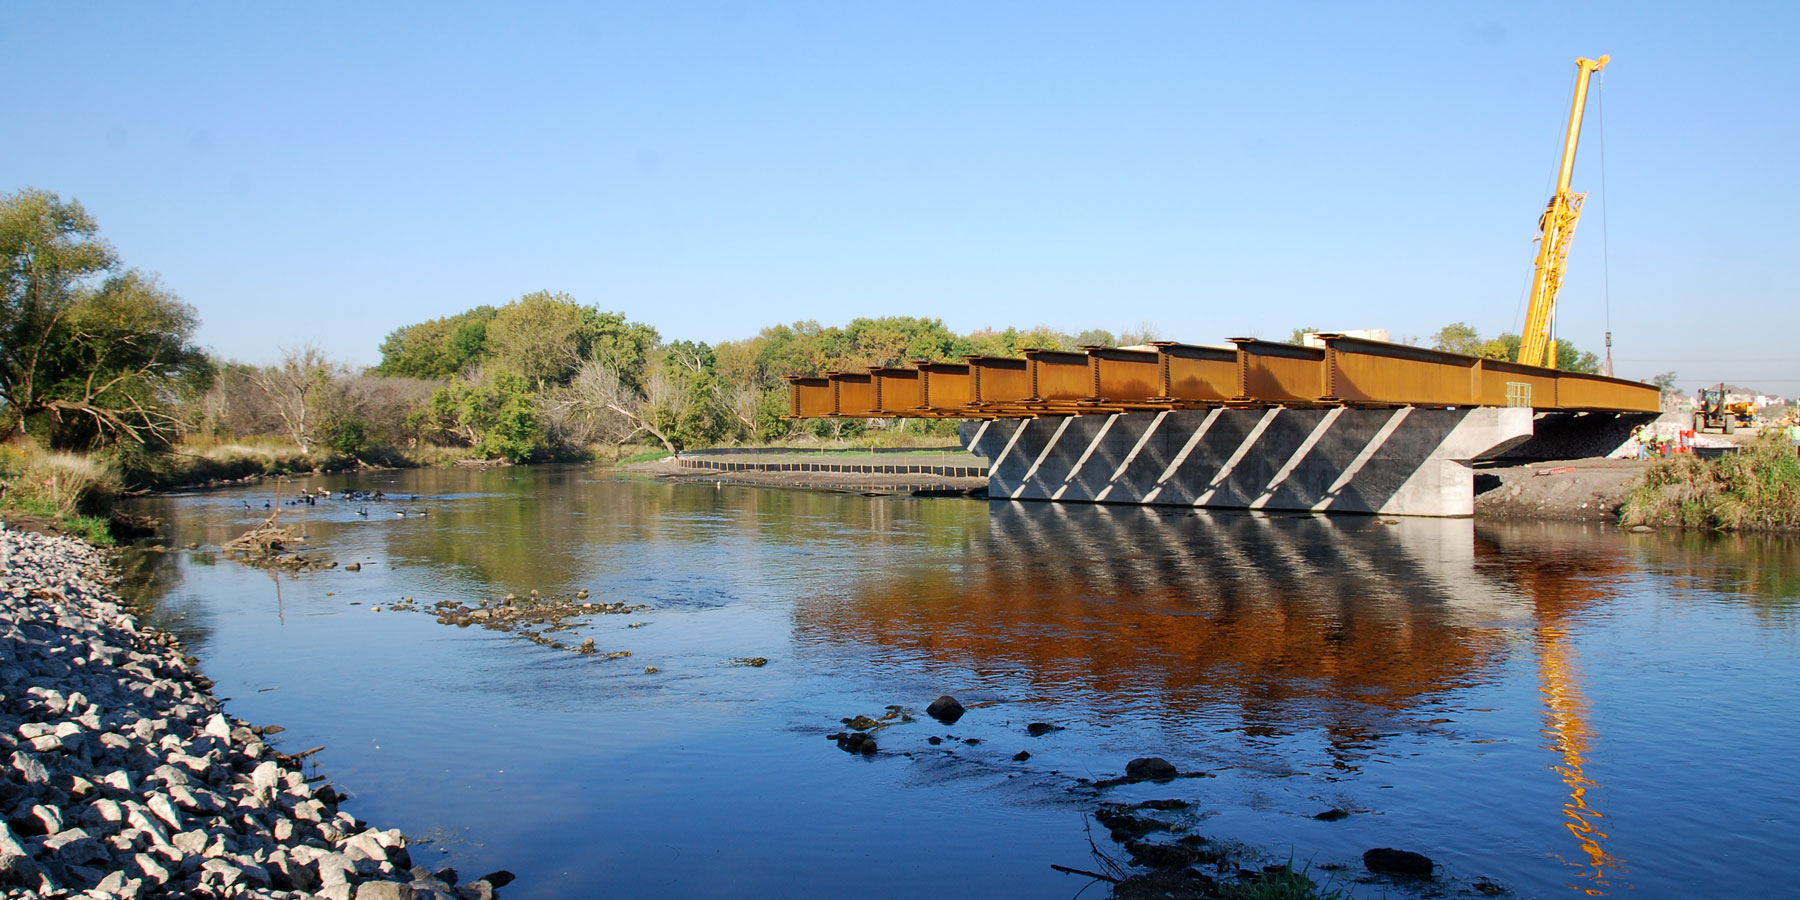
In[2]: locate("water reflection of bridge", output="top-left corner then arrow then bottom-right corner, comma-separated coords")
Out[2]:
794,503 -> 1628,891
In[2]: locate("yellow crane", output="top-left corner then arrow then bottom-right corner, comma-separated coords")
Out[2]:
1519,55 -> 1609,370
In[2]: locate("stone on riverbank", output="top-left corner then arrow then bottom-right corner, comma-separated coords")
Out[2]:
0,526 -> 510,899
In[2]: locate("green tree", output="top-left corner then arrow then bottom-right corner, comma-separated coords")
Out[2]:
376,306 -> 497,379
1476,333 -> 1521,361
1554,342 -> 1602,374
39,271 -> 210,447
1073,328 -> 1117,348
1436,321 -> 1601,373
750,321 -> 832,382
1,189 -> 205,446
484,291 -> 593,388
412,370 -> 542,462
481,292 -> 659,390
958,327 -> 1020,358
1432,322 -> 1484,356
585,309 -> 661,388
1014,324 -> 1074,352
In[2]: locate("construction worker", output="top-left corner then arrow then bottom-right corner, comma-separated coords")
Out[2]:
1789,416 -> 1800,457
1631,425 -> 1651,459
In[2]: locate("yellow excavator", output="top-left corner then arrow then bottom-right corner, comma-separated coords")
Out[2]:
1519,56 -> 1609,371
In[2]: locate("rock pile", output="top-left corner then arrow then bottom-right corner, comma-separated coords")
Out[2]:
384,595 -> 643,655
0,526 -> 507,899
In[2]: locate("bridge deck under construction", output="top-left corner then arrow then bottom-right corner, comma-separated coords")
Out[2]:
783,334 -> 1658,420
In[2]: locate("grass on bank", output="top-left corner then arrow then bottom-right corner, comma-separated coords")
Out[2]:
1620,432 -> 1800,532
140,436 -> 496,490
0,444 -> 117,545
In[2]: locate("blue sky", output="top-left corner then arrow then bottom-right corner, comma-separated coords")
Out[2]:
5,2 -> 1796,392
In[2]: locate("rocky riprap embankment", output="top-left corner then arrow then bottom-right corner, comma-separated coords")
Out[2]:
0,527 -> 506,900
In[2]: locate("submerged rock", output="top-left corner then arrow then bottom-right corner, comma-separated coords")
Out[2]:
1363,847 -> 1434,877
926,695 -> 965,724
1093,805 -> 1171,841
1124,757 -> 1179,782
1134,799 -> 1189,811
834,732 -> 879,755
1111,868 -> 1217,900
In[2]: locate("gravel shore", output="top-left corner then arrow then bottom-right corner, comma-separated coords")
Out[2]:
0,527 -> 503,899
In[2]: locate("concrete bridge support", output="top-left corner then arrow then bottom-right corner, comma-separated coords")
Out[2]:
960,407 -> 1535,518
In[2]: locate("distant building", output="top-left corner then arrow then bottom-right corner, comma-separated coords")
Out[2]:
1301,329 -> 1390,348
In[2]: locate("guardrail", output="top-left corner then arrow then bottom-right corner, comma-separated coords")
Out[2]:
785,334 -> 1659,418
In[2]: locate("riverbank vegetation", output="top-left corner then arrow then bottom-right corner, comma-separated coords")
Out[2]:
1620,433 -> 1800,532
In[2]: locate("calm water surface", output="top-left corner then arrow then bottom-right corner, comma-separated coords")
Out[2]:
120,465 -> 1800,899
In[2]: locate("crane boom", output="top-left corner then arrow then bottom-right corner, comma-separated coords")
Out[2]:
1519,55 -> 1609,370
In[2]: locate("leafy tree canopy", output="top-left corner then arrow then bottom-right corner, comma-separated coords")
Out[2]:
0,189 -> 205,446
1434,321 -> 1599,373
376,306 -> 497,379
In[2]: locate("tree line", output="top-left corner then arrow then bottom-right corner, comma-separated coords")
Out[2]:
1,187 -> 1611,479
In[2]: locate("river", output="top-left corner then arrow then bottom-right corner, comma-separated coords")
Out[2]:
119,464 -> 1800,898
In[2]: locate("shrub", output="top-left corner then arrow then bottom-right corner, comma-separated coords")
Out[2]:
1621,433 -> 1800,531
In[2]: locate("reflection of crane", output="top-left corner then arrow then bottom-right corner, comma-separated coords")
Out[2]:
1519,55 -> 1609,370
1535,623 -> 1621,893
1503,547 -> 1627,893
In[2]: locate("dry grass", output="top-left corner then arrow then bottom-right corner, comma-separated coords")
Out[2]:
1621,433 -> 1800,531
0,443 -> 118,545
11,450 -> 112,518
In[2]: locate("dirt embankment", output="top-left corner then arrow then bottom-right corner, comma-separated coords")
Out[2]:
1473,458 -> 1651,522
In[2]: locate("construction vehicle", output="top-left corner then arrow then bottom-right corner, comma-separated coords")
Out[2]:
1693,384 -> 1754,434
1519,55 -> 1609,370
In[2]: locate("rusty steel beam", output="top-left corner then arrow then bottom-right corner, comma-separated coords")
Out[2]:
784,339 -> 1659,418
1025,349 -> 1093,404
869,367 -> 923,415
1155,342 -> 1239,404
1476,358 -> 1560,409
1320,334 -> 1480,407
968,355 -> 1031,407
916,361 -> 980,416
1551,369 -> 1660,412
830,372 -> 877,418
1231,338 -> 1329,404
1088,346 -> 1162,405
785,376 -> 833,418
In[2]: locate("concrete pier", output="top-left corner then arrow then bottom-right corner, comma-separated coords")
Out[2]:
960,407 -> 1536,517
